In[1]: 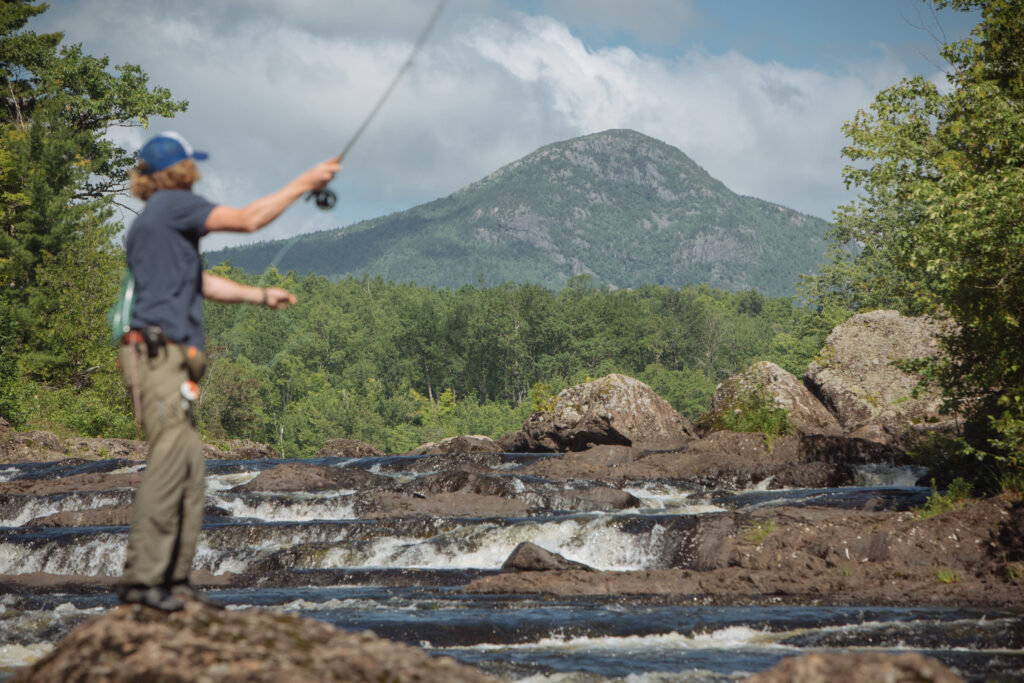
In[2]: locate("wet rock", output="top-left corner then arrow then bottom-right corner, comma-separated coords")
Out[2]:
11,602 -> 500,683
401,469 -> 640,513
798,434 -> 910,468
405,470 -> 520,498
204,439 -> 280,460
467,495 -> 1024,607
0,430 -> 65,463
700,361 -> 841,436
500,373 -> 696,452
27,505 -> 134,527
804,310 -> 956,441
0,431 -> 146,464
407,435 -> 500,455
400,451 -> 506,473
502,542 -> 597,572
0,472 -> 136,496
230,463 -> 390,493
353,491 -> 529,519
742,652 -> 963,683
520,431 -> 913,491
996,496 -> 1024,563
62,437 -> 146,460
538,484 -> 641,512
316,438 -> 385,459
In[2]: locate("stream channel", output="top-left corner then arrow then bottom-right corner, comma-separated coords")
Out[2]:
0,453 -> 1022,682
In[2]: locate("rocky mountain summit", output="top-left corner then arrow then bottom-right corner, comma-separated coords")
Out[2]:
206,129 -> 830,296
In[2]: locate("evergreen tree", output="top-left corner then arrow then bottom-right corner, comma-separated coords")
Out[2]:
0,0 -> 186,431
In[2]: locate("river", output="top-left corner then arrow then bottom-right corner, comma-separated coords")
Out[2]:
1,454 -> 1022,681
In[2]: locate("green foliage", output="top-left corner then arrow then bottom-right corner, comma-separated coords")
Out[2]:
803,0 -> 1024,484
913,477 -> 973,519
742,518 -> 777,545
0,1 -> 185,431
710,382 -> 795,441
529,381 -> 558,414
207,130 -> 831,298
195,274 -> 823,456
935,568 -> 961,584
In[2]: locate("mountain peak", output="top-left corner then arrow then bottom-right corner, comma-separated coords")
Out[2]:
207,130 -> 829,296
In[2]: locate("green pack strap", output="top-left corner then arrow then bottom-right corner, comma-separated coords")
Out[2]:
107,268 -> 135,346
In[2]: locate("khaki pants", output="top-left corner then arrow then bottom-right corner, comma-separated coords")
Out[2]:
119,341 -> 206,588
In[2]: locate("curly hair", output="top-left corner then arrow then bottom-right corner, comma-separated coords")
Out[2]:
129,159 -> 202,200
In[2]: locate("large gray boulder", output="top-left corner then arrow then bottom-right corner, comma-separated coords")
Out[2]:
501,373 -> 696,452
701,361 -> 841,436
804,310 -> 955,440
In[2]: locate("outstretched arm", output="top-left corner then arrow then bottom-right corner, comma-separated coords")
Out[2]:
204,159 -> 340,233
202,273 -> 297,309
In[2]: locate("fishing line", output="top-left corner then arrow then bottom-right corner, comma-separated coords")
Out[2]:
205,3 -> 447,446
308,0 -> 447,210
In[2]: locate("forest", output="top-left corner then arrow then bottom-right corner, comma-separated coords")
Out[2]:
196,268 -> 838,455
1,0 -> 1022,486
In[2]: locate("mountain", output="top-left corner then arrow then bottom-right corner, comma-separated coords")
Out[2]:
205,129 -> 830,296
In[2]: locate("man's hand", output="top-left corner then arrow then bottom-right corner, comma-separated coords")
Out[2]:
263,287 -> 297,310
205,158 -> 342,233
300,159 -> 341,192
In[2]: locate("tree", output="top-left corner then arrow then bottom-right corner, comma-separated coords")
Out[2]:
0,0 -> 186,431
811,0 -> 1024,477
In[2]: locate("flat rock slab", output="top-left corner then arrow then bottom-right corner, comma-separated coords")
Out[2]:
12,602 -> 500,683
743,652 -> 963,683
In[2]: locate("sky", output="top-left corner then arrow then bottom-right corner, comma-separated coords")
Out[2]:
35,0 -> 981,251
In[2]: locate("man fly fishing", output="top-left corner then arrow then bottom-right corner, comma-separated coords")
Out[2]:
116,0 -> 444,612
117,133 -> 338,610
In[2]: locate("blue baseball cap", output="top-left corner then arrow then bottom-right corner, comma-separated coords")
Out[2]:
138,132 -> 209,173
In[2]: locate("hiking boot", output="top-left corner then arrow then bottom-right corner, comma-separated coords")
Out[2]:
170,581 -> 224,609
117,585 -> 185,612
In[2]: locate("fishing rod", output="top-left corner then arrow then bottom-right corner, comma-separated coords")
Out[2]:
308,0 -> 447,210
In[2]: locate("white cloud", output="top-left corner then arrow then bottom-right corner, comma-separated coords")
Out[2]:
537,0 -> 701,45
38,1 -> 912,253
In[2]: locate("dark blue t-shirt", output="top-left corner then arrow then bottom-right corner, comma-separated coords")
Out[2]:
126,189 -> 216,350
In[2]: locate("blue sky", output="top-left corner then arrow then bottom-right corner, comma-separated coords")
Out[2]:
35,1 -> 981,250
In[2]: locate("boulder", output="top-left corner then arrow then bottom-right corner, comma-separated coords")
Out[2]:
500,374 -> 696,452
0,430 -> 66,463
0,472 -> 136,496
406,435 -> 500,455
353,490 -> 529,519
203,439 -> 280,460
743,652 -> 963,683
316,438 -> 385,459
501,542 -> 597,572
12,602 -> 500,683
804,310 -> 955,438
61,437 -> 146,460
701,361 -> 841,436
230,463 -> 390,493
27,506 -> 134,527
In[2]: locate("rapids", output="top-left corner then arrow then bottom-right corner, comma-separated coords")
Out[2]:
1,454 -> 1021,682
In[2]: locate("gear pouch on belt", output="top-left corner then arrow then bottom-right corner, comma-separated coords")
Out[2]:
183,345 -> 206,383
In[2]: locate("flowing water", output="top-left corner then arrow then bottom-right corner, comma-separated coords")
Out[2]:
0,455 -> 1022,682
